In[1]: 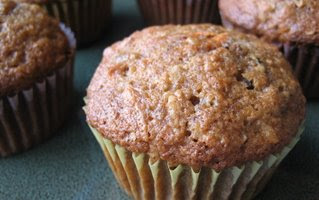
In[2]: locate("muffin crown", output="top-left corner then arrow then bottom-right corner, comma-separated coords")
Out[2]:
219,0 -> 319,45
86,24 -> 305,171
0,1 -> 70,96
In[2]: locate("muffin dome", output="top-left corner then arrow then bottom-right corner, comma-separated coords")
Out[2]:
219,0 -> 319,45
0,1 -> 70,96
86,24 -> 305,171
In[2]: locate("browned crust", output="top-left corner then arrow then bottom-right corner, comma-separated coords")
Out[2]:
0,1 -> 71,96
219,0 -> 319,45
85,24 -> 306,171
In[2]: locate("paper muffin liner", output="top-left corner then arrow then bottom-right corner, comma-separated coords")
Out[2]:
221,17 -> 319,99
0,24 -> 76,157
88,123 -> 304,200
137,0 -> 221,25
38,0 -> 112,47
277,43 -> 319,99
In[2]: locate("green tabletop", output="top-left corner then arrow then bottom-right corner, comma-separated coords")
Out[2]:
1,1 -> 318,200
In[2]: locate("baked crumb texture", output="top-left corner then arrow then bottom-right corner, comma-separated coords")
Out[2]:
86,24 -> 305,171
0,1 -> 70,96
219,0 -> 319,45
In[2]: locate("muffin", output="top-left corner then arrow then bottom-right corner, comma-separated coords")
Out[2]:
137,0 -> 220,25
18,0 -> 112,47
0,1 -> 76,157
219,0 -> 319,98
84,24 -> 305,199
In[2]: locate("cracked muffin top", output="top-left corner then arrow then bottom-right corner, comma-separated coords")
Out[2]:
0,1 -> 70,96
219,0 -> 319,45
85,24 -> 306,171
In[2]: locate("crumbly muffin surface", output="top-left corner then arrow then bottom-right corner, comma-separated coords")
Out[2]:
0,1 -> 70,96
219,0 -> 319,45
86,24 -> 305,171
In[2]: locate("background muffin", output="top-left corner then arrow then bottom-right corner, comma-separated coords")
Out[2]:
17,0 -> 112,47
137,0 -> 220,25
85,24 -> 305,199
219,0 -> 319,98
0,1 -> 75,156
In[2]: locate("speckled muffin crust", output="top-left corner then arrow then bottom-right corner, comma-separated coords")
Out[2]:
219,0 -> 319,45
86,24 -> 306,171
0,1 -> 70,96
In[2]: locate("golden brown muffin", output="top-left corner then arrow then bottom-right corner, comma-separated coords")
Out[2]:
0,1 -> 75,157
219,0 -> 319,99
219,0 -> 319,45
0,0 -> 70,96
86,24 -> 305,171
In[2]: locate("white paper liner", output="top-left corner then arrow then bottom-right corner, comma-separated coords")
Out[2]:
88,123 -> 304,200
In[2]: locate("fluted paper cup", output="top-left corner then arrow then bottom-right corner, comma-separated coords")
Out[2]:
86,119 -> 304,200
278,43 -> 319,99
0,24 -> 76,157
137,0 -> 221,25
38,0 -> 112,47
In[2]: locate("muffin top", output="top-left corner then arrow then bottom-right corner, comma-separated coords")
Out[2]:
0,1 -> 71,96
219,0 -> 319,45
86,24 -> 306,171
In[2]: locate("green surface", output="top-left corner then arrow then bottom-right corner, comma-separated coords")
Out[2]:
0,1 -> 318,199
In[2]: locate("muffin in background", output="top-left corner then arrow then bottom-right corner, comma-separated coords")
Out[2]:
219,0 -> 319,98
84,24 -> 305,200
0,1 -> 76,157
18,0 -> 112,47
137,0 -> 220,25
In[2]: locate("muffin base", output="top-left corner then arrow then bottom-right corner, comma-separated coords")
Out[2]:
0,24 -> 76,157
40,0 -> 112,47
88,125 -> 303,200
138,0 -> 221,25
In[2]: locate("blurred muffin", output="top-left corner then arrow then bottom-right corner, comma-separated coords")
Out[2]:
18,0 -> 112,47
85,24 -> 305,200
0,1 -> 76,157
219,0 -> 319,98
137,0 -> 220,25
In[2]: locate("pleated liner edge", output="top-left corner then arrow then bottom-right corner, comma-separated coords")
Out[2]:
0,24 -> 76,157
87,121 -> 304,200
279,43 -> 319,99
138,0 -> 221,25
40,0 -> 112,46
